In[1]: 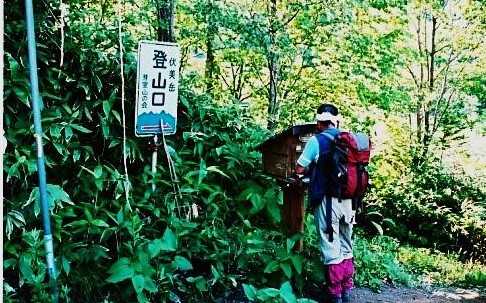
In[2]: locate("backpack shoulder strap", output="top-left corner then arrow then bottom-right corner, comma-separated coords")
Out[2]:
321,132 -> 335,142
315,133 -> 331,156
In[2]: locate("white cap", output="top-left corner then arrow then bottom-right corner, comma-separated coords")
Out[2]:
315,112 -> 340,125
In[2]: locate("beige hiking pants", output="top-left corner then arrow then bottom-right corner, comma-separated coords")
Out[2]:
314,197 -> 354,265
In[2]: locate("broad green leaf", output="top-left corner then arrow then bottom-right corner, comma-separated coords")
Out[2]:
286,238 -> 296,252
24,187 -> 39,208
50,125 -> 61,138
97,113 -> 110,138
80,166 -> 96,176
93,74 -> 102,92
34,190 -> 41,216
144,277 -> 158,293
70,123 -> 92,133
100,228 -> 114,242
64,125 -> 73,139
12,86 -> 29,106
94,165 -> 103,179
8,210 -> 26,227
102,101 -> 111,117
117,208 -> 124,224
280,281 -> 297,303
256,287 -> 280,300
7,162 -> 21,181
19,256 -> 35,283
6,52 -> 19,78
173,256 -> 193,271
198,159 -> 207,184
42,93 -> 62,101
73,149 -> 81,162
65,220 -> 88,227
112,110 -> 121,123
211,265 -> 221,279
52,142 -> 65,155
84,208 -> 93,221
280,262 -> 293,278
132,274 -> 145,293
291,255 -> 303,275
206,166 -> 230,179
136,292 -> 149,303
215,146 -> 223,156
62,256 -> 71,275
106,257 -> 134,283
5,219 -> 13,240
249,194 -> 264,214
161,228 -> 177,251
147,239 -> 162,259
265,198 -> 282,223
90,219 -> 109,227
47,184 -> 73,204
242,284 -> 257,301
186,276 -> 207,291
86,245 -> 110,261
264,260 -> 279,273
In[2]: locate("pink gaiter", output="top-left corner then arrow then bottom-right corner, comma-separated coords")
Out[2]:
324,258 -> 354,297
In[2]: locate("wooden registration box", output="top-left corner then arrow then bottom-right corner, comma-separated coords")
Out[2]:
257,123 -> 317,179
257,123 -> 317,251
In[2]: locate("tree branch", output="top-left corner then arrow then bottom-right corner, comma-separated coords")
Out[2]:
406,66 -> 420,88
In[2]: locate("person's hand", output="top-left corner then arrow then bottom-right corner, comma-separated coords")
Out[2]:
287,173 -> 304,187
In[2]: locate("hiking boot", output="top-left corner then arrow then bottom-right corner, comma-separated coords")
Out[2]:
325,296 -> 342,303
332,297 -> 343,303
342,291 -> 351,302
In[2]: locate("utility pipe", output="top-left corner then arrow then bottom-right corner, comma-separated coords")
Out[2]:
24,0 -> 58,299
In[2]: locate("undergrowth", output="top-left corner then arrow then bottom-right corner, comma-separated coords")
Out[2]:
354,232 -> 486,292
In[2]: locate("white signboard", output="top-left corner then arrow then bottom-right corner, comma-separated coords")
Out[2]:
135,40 -> 180,136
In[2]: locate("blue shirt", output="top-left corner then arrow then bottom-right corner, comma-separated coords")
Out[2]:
297,128 -> 340,168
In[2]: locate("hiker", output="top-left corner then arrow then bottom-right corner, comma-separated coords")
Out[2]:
294,104 -> 355,303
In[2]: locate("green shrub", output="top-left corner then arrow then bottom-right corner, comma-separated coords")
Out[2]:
353,234 -> 415,290
369,157 -> 486,263
398,246 -> 486,288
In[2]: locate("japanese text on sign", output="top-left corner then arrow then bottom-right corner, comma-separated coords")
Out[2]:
135,41 -> 180,136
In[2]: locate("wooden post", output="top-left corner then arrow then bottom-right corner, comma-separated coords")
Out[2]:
281,181 -> 306,251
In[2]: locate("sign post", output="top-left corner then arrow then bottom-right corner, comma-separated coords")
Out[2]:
135,41 -> 180,191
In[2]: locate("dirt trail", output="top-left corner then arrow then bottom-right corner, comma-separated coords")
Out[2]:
350,285 -> 486,303
224,284 -> 485,302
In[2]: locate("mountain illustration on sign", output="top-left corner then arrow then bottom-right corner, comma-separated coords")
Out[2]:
137,110 -> 175,132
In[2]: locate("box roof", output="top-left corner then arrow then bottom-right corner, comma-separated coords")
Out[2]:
257,122 -> 317,151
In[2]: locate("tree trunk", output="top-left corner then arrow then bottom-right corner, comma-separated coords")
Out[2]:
267,0 -> 279,131
205,0 -> 217,95
156,0 -> 176,42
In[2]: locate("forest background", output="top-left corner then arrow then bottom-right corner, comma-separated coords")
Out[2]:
3,0 -> 486,302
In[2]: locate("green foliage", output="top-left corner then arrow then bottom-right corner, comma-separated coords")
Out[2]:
4,0 -> 486,301
243,281 -> 317,303
371,155 -> 486,263
398,246 -> 486,288
3,229 -> 53,302
354,235 -> 415,290
354,234 -> 486,291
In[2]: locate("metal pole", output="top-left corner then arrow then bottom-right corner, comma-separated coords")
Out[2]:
151,135 -> 158,192
24,0 -> 58,299
1,3 -> 5,303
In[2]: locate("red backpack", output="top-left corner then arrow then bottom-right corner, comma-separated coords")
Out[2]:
308,131 -> 371,242
322,131 -> 372,208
